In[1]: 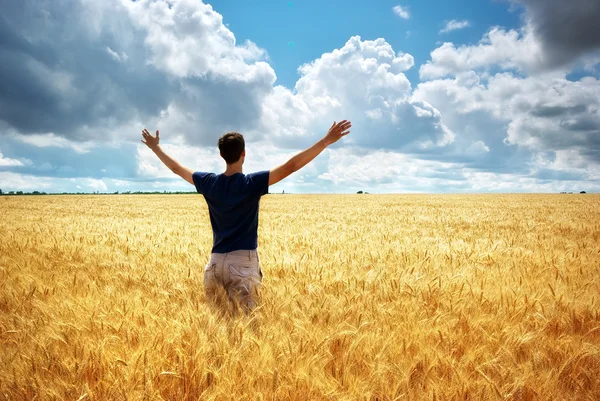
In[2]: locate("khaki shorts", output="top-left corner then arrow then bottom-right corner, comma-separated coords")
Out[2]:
204,249 -> 263,312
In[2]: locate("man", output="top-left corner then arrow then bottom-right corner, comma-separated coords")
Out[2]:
141,120 -> 352,312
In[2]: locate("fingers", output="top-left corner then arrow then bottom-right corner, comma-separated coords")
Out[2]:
142,128 -> 159,139
326,120 -> 351,142
335,121 -> 352,133
328,120 -> 351,133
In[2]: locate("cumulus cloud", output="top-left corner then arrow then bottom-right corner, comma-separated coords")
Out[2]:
314,147 -> 600,193
504,78 -> 600,161
440,20 -> 470,34
422,1 -> 600,80
75,178 -> 108,192
120,0 -> 276,145
0,0 -> 172,141
1,0 -> 599,193
414,68 -> 600,192
466,141 -> 490,154
0,0 -> 274,147
123,0 -> 270,80
420,26 -> 546,80
392,5 -> 410,20
418,6 -> 600,175
0,0 -> 458,192
0,151 -> 25,167
258,36 -> 454,151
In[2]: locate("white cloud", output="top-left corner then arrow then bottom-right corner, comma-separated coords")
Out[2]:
0,150 -> 25,167
416,72 -> 600,152
118,0 -> 278,147
315,147 -> 599,193
106,47 -> 128,62
392,5 -> 410,20
440,20 -> 470,34
318,149 -> 451,185
258,36 -> 454,151
0,172 -> 109,192
532,150 -> 600,180
0,172 -> 54,191
13,133 -> 94,154
414,67 -> 600,186
504,76 -> 600,153
460,170 -> 575,193
78,178 -> 108,192
466,141 -> 490,154
420,26 -> 546,80
0,0 -> 277,148
122,0 -> 272,81
0,171 -> 197,193
2,0 -> 599,194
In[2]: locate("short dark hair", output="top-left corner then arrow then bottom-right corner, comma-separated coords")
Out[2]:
218,132 -> 245,164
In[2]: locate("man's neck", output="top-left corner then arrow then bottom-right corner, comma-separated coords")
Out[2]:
224,163 -> 243,176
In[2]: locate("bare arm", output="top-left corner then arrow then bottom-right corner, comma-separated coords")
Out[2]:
141,129 -> 194,185
269,120 -> 351,186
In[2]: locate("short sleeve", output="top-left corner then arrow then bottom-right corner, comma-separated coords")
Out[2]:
192,171 -> 211,194
247,170 -> 270,196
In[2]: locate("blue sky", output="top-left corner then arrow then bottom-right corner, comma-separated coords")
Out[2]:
211,0 -> 522,87
0,0 -> 599,194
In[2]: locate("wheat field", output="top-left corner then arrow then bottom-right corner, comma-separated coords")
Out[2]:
1,194 -> 599,400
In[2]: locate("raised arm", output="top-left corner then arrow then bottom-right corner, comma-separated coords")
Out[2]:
269,120 -> 351,186
141,129 -> 194,185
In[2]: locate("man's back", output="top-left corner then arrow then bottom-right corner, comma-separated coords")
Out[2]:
192,171 -> 269,253
141,120 -> 351,312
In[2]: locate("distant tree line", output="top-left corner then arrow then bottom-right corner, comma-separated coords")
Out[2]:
1,190 -> 47,195
0,188 -> 589,196
0,190 -> 199,195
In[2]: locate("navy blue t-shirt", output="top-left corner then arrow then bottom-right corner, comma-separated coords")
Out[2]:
193,171 -> 270,253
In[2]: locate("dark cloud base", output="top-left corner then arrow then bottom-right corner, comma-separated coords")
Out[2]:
0,6 -> 173,140
516,0 -> 600,67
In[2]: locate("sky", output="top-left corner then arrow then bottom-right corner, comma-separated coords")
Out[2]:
1,0 -> 599,194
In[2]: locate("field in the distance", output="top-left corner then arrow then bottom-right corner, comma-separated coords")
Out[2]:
1,194 -> 599,400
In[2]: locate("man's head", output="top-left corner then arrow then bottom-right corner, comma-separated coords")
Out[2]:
218,132 -> 245,165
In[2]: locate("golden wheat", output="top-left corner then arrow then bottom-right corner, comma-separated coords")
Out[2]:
1,194 -> 599,400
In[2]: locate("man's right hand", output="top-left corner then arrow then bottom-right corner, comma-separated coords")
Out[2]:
268,119 -> 352,186
323,120 -> 352,146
